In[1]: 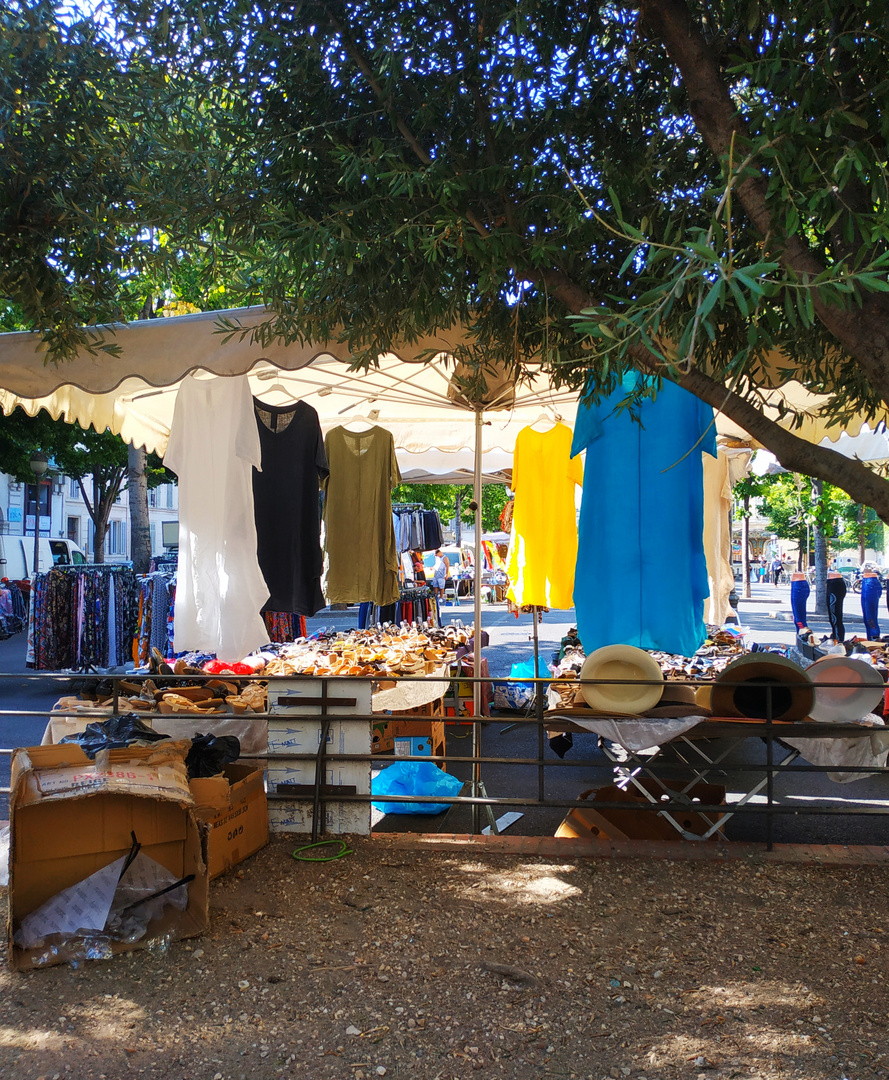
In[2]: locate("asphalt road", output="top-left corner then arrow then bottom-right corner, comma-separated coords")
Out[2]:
2,581 -> 889,843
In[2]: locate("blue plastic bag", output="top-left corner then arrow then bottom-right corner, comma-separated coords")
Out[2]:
372,761 -> 464,815
511,656 -> 543,681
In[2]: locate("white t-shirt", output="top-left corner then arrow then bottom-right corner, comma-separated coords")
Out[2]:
165,374 -> 270,659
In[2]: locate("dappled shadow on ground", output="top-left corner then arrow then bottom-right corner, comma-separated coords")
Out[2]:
0,838 -> 885,1080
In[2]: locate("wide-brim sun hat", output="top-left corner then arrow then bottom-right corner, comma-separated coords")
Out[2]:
710,652 -> 814,721
657,683 -> 697,708
808,655 -> 885,722
579,644 -> 664,714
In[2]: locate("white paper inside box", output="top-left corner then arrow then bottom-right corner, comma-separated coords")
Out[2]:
8,743 -> 209,971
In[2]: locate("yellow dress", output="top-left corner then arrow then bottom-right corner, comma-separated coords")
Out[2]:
506,423 -> 583,609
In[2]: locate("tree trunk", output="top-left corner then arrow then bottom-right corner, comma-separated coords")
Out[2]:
858,506 -> 866,565
814,525 -> 829,616
128,443 -> 152,574
812,479 -> 828,616
641,0 -> 889,397
454,490 -> 462,546
88,467 -> 126,564
92,510 -> 108,563
742,495 -> 751,598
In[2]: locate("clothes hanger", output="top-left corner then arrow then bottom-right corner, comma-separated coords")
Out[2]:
254,368 -> 295,402
341,408 -> 380,431
530,409 -> 561,430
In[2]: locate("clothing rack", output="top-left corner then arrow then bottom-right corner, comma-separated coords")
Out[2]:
0,580 -> 26,638
358,590 -> 440,630
28,564 -> 138,672
392,505 -> 444,554
150,553 -> 178,572
50,563 -> 133,573
133,570 -> 176,666
400,584 -> 435,600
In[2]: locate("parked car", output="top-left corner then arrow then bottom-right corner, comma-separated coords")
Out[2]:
0,536 -> 86,603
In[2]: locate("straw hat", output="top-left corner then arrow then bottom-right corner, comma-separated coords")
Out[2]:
808,655 -> 885,722
710,653 -> 814,721
694,684 -> 713,711
579,645 -> 664,715
657,684 -> 697,708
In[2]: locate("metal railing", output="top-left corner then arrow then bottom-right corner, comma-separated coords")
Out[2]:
4,669 -> 889,849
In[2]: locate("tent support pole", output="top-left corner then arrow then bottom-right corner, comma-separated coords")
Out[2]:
471,407 -> 484,835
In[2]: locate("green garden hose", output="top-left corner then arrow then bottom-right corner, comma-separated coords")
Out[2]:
292,839 -> 354,862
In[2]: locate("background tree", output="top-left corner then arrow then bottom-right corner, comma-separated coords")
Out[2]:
391,483 -> 510,540
753,474 -> 862,564
732,472 -> 774,597
839,505 -> 884,566
0,2 -> 238,570
0,0 -> 243,355
0,409 -> 170,562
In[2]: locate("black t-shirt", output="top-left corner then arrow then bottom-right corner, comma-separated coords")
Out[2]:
252,399 -> 329,615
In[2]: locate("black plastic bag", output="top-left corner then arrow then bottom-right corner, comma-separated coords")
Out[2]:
185,733 -> 241,778
59,713 -> 169,757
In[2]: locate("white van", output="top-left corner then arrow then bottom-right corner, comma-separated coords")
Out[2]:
0,535 -> 86,580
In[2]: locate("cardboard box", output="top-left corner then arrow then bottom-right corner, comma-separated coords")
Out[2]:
8,742 -> 209,971
189,764 -> 268,879
267,802 -> 370,835
267,717 -> 370,757
42,714 -> 268,756
388,699 -> 445,718
555,780 -> 726,843
267,703 -> 372,836
372,721 -> 394,753
394,735 -> 440,757
267,678 -> 373,716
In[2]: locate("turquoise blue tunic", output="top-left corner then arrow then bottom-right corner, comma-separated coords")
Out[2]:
571,375 -> 717,657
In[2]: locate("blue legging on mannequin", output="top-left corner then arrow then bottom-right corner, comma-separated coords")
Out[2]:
790,578 -> 810,630
826,576 -> 846,642
860,575 -> 882,639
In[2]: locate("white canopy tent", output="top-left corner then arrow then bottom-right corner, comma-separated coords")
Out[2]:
1,305 -> 882,454
0,305 -> 885,692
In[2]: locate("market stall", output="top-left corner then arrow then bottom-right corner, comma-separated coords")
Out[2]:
3,306 -> 889,842
0,306 -> 877,669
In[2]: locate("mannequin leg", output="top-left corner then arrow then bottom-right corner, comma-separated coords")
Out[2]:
826,577 -> 846,642
790,578 -> 810,630
861,576 -> 881,639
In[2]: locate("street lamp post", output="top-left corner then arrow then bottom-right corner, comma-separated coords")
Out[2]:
29,451 -> 48,576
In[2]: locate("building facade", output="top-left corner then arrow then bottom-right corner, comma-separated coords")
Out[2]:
0,470 -> 178,563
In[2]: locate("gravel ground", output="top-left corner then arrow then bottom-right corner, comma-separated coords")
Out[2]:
0,837 -> 887,1080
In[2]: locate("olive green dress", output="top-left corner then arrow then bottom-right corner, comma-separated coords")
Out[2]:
322,425 -> 402,605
